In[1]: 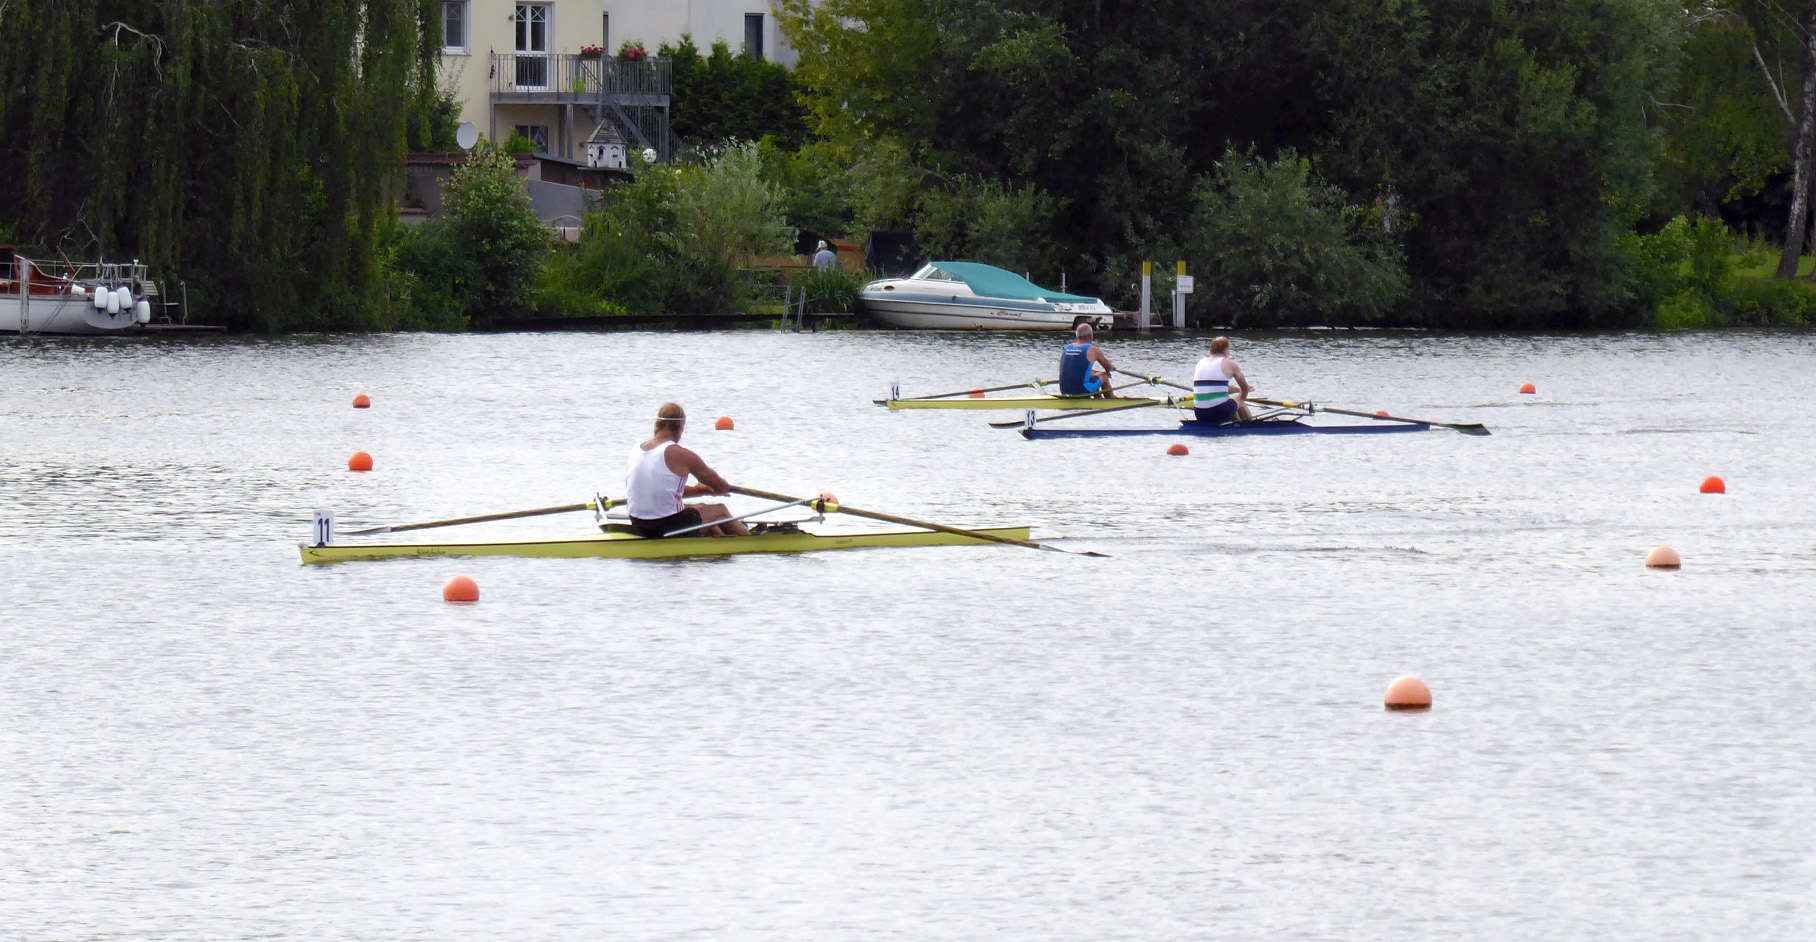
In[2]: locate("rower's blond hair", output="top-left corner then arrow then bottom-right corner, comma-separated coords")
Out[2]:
654,402 -> 686,435
1210,336 -> 1230,355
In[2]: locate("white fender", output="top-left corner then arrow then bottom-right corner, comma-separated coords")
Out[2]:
115,286 -> 132,311
94,287 -> 109,310
71,284 -> 87,298
134,299 -> 151,324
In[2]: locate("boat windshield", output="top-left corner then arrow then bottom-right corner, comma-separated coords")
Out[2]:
910,264 -> 965,282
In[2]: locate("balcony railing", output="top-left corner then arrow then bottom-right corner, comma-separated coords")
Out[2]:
490,54 -> 671,101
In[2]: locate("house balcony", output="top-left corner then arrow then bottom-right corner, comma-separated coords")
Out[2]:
490,53 -> 671,108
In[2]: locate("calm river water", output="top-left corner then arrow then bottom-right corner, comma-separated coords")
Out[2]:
2,329 -> 1813,939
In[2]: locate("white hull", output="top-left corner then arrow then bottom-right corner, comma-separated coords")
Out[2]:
861,298 -> 1110,330
1,295 -> 142,335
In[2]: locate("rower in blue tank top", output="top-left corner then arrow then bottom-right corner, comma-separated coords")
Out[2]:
1057,323 -> 1117,397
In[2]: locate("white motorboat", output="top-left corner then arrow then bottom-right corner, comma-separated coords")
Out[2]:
858,261 -> 1114,330
2,248 -> 154,335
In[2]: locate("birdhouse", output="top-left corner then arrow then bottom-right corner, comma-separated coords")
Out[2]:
585,118 -> 628,170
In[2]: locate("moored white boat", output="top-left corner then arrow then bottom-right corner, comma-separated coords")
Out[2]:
858,261 -> 1114,330
1,248 -> 154,335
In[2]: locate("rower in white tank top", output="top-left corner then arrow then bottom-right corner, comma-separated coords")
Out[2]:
620,403 -> 749,539
626,440 -> 687,519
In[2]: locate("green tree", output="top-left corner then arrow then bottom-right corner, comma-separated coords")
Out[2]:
662,37 -> 809,148
1186,150 -> 1408,326
441,142 -> 550,324
546,143 -> 794,314
780,0 -> 1680,326
0,0 -> 440,330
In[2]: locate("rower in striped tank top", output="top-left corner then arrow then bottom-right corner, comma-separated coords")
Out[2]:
1192,336 -> 1254,424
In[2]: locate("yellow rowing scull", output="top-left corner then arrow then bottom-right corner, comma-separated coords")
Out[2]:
300,524 -> 1033,564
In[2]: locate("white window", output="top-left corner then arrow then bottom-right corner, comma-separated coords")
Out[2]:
514,4 -> 551,87
441,1 -> 467,52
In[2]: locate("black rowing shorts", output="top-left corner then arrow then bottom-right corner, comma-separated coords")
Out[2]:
628,506 -> 703,538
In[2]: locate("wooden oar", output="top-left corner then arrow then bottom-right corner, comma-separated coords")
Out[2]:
728,486 -> 1108,557
988,397 -> 1171,428
344,500 -> 608,536
876,378 -> 1051,404
1250,397 -> 1490,436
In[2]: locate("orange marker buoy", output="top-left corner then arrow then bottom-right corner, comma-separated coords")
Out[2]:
715,416 -> 734,430
1384,676 -> 1432,711
817,491 -> 840,505
1375,410 -> 1390,417
1699,476 -> 1725,494
1519,382 -> 1536,394
348,451 -> 373,472
1645,546 -> 1681,569
1166,443 -> 1189,456
968,389 -> 985,399
442,575 -> 479,602
352,394 -> 371,409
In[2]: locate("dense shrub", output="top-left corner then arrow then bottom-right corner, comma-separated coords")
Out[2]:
1622,215 -> 1813,328
790,266 -> 869,313
664,37 -> 810,148
544,143 -> 795,314
1183,150 -> 1408,326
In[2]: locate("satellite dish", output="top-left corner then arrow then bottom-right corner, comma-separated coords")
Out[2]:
641,147 -> 658,164
456,122 -> 479,151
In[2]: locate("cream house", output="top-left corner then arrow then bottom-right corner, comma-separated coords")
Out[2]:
436,1 -> 795,163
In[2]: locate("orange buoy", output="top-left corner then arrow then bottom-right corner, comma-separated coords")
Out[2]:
1699,476 -> 1725,494
352,394 -> 371,409
968,389 -> 985,398
442,575 -> 480,602
1166,443 -> 1189,456
348,451 -> 373,472
1645,546 -> 1681,569
1375,409 -> 1390,417
715,416 -> 734,430
1519,382 -> 1536,394
1384,676 -> 1432,710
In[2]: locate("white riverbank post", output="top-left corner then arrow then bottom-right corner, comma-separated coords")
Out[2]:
1139,261 -> 1152,330
1173,261 -> 1191,329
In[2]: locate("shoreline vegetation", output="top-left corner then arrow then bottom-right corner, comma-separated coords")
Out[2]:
3,3 -> 1815,332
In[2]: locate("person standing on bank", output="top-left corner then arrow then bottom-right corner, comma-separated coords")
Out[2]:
1193,336 -> 1254,423
624,403 -> 749,538
812,240 -> 838,270
1057,322 -> 1117,398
